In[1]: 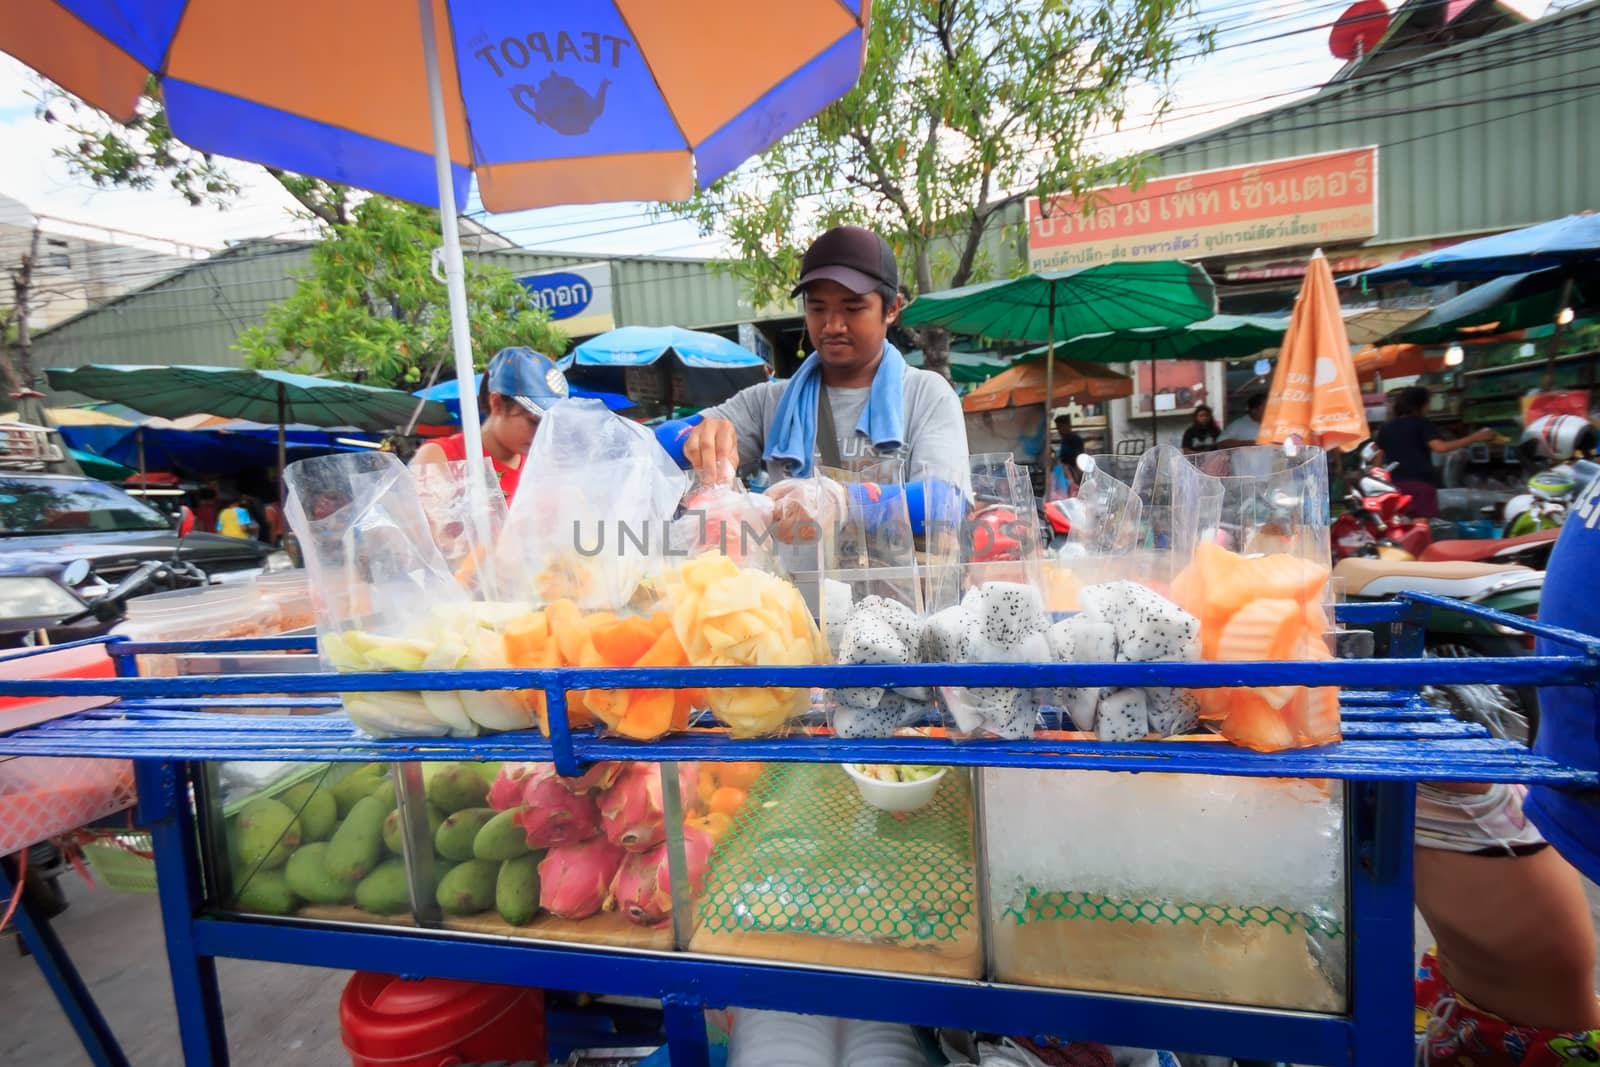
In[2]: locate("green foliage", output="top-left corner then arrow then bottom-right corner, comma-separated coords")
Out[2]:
236,199 -> 566,389
670,0 -> 1211,307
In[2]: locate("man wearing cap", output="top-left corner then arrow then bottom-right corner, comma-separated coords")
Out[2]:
412,346 -> 568,504
658,226 -> 969,533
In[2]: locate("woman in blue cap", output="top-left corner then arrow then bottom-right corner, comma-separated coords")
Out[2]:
412,347 -> 568,503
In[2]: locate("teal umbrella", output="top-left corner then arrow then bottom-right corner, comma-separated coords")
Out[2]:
903,347 -> 1012,385
900,261 -> 1217,426
47,364 -> 450,491
1390,266 -> 1600,345
68,447 -> 136,481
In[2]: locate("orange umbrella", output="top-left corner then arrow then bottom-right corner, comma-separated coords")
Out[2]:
1351,343 -> 1444,382
1259,250 -> 1369,450
961,358 -> 1131,414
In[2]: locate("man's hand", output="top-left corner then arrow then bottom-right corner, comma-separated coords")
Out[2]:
683,417 -> 739,484
766,477 -> 846,544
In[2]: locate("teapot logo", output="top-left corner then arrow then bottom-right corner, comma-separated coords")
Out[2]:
511,73 -> 611,135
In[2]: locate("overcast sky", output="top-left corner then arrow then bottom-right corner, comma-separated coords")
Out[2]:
0,0 -> 1348,260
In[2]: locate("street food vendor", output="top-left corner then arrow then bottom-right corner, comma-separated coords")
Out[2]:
412,346 -> 569,504
656,226 -> 970,532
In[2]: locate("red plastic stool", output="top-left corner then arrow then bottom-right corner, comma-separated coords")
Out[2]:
340,971 -> 546,1067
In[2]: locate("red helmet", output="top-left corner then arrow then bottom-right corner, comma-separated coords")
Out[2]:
967,504 -> 1027,562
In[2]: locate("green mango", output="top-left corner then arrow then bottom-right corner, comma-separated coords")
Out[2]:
495,852 -> 542,926
382,804 -> 445,856
325,795 -> 386,883
368,778 -> 399,815
472,807 -> 530,862
330,764 -> 385,817
435,859 -> 497,916
233,797 -> 301,872
284,843 -> 354,905
279,781 -> 338,843
425,763 -> 490,814
354,858 -> 412,916
233,869 -> 298,916
435,807 -> 496,862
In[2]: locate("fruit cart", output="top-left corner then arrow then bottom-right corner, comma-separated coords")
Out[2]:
0,591 -> 1595,1067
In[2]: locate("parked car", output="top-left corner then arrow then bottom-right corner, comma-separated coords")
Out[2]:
0,472 -> 283,648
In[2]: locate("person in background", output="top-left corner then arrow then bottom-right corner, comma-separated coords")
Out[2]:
192,486 -> 220,534
1216,393 -> 1266,448
657,225 -> 970,535
1181,404 -> 1220,454
1373,385 -> 1493,519
262,498 -> 286,545
1055,414 -> 1085,478
215,491 -> 259,540
411,347 -> 569,505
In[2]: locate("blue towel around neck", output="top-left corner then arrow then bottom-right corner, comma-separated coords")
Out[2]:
763,342 -> 907,477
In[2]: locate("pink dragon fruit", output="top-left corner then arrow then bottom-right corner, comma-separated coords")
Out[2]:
514,765 -> 603,847
538,837 -> 625,919
607,826 -> 716,926
596,763 -> 699,853
488,762 -> 545,812
559,761 -> 625,794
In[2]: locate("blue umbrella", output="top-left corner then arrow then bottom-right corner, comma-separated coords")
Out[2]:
561,326 -> 768,406
414,374 -> 634,418
1354,213 -> 1600,287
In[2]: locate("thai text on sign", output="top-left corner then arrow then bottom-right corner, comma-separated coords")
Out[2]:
1027,148 -> 1378,269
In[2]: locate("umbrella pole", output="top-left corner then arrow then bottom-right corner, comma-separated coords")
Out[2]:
418,0 -> 494,565
137,427 -> 146,485
1043,285 -> 1056,469
276,382 -> 287,506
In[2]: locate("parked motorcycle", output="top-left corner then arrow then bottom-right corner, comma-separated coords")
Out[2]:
1502,459 -> 1599,537
1421,525 -> 1560,570
1334,555 -> 1541,744
1331,457 -> 1432,561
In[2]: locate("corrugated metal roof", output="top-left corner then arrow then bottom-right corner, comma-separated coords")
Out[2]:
1153,1 -> 1600,244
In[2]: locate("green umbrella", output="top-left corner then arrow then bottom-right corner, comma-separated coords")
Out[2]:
903,347 -> 1012,384
47,364 -> 449,490
900,261 -> 1217,429
69,447 -> 136,481
1014,314 -> 1286,365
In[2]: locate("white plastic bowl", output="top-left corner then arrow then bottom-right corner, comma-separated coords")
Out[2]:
843,764 -> 947,813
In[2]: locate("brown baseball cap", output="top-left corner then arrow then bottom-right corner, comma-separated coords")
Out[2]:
791,225 -> 899,297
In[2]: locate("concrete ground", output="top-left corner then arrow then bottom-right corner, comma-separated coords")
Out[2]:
6,875 -> 1600,1066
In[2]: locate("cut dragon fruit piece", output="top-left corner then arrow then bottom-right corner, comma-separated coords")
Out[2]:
1096,687 -> 1151,741
1147,687 -> 1201,736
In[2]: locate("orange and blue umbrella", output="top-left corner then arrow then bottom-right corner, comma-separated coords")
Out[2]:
2,1 -> 870,212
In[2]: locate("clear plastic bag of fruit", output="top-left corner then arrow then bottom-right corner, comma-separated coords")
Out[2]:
1043,446 -> 1206,741
1170,443 -> 1339,752
922,454 -> 1050,740
816,459 -> 936,738
497,398 -> 687,611
657,479 -> 828,739
284,452 -> 533,739
413,459 -> 509,596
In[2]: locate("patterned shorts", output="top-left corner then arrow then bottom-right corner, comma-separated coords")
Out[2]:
1416,949 -> 1600,1065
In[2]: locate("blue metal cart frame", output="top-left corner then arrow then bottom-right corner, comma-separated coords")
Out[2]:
1,592 -> 1596,1067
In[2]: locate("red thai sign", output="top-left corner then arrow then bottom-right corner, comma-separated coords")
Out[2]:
1027,148 -> 1378,269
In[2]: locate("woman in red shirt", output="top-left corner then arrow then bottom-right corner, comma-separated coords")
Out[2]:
412,347 -> 569,503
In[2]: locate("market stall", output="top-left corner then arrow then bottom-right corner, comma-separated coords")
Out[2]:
1,590 -> 1596,1065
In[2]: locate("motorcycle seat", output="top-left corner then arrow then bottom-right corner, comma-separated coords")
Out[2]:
1333,557 -> 1535,599
1420,527 -> 1559,563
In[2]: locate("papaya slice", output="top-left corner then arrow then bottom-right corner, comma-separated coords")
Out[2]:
502,611 -> 550,665
547,599 -> 589,664
1220,693 -> 1298,752
636,626 -> 689,668
584,687 -> 630,727
591,615 -> 659,666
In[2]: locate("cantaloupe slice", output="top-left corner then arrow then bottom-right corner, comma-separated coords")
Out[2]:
672,688 -> 703,731
1283,686 -> 1341,747
1304,600 -> 1331,636
502,611 -> 550,665
617,688 -> 675,740
584,687 -> 629,725
547,599 -> 589,664
1216,598 -> 1305,661
590,615 -> 661,666
1247,553 -> 1330,606
1221,694 -> 1298,752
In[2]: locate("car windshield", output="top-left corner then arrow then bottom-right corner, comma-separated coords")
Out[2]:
0,476 -> 171,535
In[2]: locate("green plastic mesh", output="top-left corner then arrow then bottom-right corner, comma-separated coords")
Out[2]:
1001,887 -> 1344,939
696,763 -> 976,943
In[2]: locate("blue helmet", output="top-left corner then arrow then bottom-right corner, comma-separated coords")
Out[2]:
486,347 -> 569,416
